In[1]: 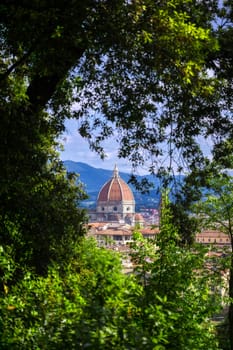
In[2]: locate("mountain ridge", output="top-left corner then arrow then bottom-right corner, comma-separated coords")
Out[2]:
63,160 -> 162,209
63,160 -> 159,192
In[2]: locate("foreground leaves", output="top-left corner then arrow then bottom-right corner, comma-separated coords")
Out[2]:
0,213 -> 223,349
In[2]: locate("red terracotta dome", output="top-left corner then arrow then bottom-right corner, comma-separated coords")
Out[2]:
97,165 -> 134,202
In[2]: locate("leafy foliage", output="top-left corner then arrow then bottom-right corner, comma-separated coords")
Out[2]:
0,229 -> 223,349
0,238 -> 138,349
0,53 -> 88,275
1,0 -> 231,175
129,192 -> 222,349
193,172 -> 233,349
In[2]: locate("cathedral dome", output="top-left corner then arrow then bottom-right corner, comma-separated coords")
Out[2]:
97,165 -> 134,202
96,165 -> 135,224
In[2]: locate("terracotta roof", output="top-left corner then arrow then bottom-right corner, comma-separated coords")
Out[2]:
197,230 -> 229,238
196,229 -> 230,246
140,228 -> 159,235
96,229 -> 132,236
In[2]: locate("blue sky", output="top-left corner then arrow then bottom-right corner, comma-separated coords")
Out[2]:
59,118 -> 137,173
60,119 -> 213,175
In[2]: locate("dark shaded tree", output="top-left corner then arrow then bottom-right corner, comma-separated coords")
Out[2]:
0,0 -> 227,174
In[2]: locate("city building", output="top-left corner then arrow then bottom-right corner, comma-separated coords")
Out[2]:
87,165 -> 231,251
88,165 -> 137,225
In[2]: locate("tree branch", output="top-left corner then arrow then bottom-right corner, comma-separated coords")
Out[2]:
0,45 -> 36,82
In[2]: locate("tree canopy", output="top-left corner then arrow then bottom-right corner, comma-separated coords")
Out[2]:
1,0 -> 232,174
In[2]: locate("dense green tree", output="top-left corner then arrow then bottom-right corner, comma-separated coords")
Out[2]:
0,75 -> 88,275
193,172 -> 233,350
0,238 -> 134,349
0,108 -> 87,276
129,192 -> 222,349
169,197 -> 200,246
0,39 -> 88,275
0,227 -> 223,349
0,0 -> 228,174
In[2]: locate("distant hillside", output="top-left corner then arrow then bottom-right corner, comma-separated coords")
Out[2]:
63,160 -> 160,192
63,160 -> 162,209
63,161 -> 120,192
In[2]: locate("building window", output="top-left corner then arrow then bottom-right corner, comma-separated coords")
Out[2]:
102,207 -> 104,211
126,207 -> 130,211
113,206 -> 117,211
113,235 -> 122,241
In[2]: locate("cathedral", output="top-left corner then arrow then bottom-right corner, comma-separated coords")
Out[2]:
89,165 -> 143,226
